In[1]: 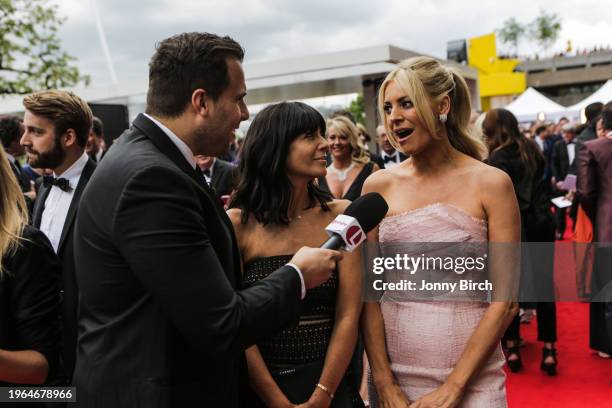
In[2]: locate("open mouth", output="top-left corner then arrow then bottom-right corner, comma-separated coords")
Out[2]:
394,128 -> 414,141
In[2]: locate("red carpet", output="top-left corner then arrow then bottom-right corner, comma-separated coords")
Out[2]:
506,302 -> 612,407
506,216 -> 612,407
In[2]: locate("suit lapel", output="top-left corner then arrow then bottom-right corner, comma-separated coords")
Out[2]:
133,114 -> 242,282
32,184 -> 50,228
210,159 -> 223,192
57,159 -> 96,253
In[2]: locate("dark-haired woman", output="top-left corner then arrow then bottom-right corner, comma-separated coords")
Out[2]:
228,102 -> 364,407
318,116 -> 379,202
0,145 -> 62,405
483,108 -> 559,375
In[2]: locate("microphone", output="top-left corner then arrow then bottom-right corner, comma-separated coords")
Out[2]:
321,192 -> 388,252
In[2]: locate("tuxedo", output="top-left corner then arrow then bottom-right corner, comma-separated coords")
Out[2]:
551,139 -> 576,183
207,158 -> 236,199
73,114 -> 302,407
380,150 -> 408,169
32,155 -> 96,381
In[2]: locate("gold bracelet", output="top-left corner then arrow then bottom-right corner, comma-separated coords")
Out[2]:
316,383 -> 334,400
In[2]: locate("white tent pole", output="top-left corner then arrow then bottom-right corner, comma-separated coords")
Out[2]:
89,0 -> 118,85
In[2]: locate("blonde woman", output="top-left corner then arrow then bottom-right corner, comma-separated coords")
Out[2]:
361,57 -> 519,407
319,116 -> 380,201
0,145 -> 62,389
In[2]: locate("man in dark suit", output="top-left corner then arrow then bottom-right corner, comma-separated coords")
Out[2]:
73,32 -> 340,407
194,155 -> 236,201
578,107 -> 612,358
551,124 -> 577,238
20,90 -> 95,382
376,125 -> 408,169
575,102 -> 603,154
85,116 -> 107,163
0,116 -> 36,204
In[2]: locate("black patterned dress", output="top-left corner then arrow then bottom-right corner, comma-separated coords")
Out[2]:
243,255 -> 363,407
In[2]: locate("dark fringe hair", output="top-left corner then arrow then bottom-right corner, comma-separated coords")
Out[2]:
230,102 -> 332,226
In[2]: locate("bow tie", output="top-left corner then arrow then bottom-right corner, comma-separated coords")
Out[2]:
43,176 -> 72,192
383,154 -> 398,163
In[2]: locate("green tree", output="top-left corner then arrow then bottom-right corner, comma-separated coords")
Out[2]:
347,94 -> 365,125
0,0 -> 89,94
497,17 -> 525,56
529,10 -> 562,54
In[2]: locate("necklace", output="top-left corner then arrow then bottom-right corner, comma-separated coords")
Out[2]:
328,162 -> 355,181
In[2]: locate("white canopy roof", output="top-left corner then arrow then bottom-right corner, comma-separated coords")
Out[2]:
504,87 -> 567,122
566,79 -> 612,112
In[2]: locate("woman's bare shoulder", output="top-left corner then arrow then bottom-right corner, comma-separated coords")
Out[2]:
362,167 -> 395,194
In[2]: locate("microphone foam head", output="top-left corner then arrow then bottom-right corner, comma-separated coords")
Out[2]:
343,192 -> 389,233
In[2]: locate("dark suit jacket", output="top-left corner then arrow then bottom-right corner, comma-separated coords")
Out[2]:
575,125 -> 596,155
0,226 -> 62,394
210,158 -> 236,199
577,137 -> 612,243
73,114 -> 302,407
551,139 -> 576,183
9,158 -> 31,192
32,157 -> 96,381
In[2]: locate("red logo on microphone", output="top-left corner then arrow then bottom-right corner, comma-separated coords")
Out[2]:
345,226 -> 363,246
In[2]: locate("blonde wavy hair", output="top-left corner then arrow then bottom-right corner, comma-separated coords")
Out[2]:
0,145 -> 28,277
326,116 -> 370,164
377,56 -> 486,160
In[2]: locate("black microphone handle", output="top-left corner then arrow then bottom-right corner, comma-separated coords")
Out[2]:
320,234 -> 345,250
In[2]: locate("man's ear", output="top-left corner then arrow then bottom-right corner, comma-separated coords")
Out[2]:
438,94 -> 451,116
192,89 -> 210,117
62,129 -> 78,148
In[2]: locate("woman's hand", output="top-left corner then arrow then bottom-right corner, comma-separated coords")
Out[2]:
408,381 -> 463,408
375,382 -> 411,408
294,387 -> 332,408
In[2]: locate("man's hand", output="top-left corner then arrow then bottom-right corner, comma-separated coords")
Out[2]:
290,247 -> 343,289
24,181 -> 36,201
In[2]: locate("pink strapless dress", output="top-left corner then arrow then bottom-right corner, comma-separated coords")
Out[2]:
368,203 -> 507,408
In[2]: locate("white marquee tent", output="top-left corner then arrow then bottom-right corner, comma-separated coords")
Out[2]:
565,79 -> 612,114
504,87 -> 567,122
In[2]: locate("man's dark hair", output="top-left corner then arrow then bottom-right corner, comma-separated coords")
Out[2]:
146,32 -> 244,118
0,116 -> 23,148
230,102 -> 332,226
585,102 -> 603,125
535,125 -> 547,135
92,116 -> 104,137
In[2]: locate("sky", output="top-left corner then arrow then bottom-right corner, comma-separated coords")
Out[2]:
52,0 -> 612,90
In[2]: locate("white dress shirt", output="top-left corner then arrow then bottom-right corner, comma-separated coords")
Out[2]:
142,114 -> 306,298
381,151 -> 401,169
535,135 -> 544,151
567,142 -> 575,166
40,152 -> 89,253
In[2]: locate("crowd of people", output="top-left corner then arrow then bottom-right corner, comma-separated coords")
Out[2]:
0,31 -> 610,408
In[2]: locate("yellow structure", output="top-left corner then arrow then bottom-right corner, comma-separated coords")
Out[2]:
468,33 -> 526,111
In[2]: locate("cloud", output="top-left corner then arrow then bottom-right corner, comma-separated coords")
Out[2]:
50,0 -> 612,86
